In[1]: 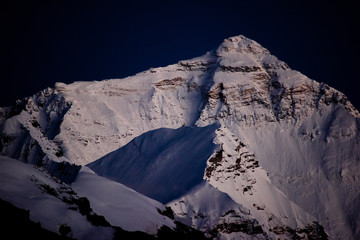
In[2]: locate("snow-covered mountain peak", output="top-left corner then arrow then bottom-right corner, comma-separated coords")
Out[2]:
1,34 -> 360,239
217,35 -> 270,56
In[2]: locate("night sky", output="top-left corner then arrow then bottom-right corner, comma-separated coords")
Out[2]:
1,1 -> 360,110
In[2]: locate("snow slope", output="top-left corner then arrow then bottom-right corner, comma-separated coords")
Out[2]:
88,124 -> 218,203
220,109 -> 360,239
1,34 -> 359,239
0,157 -> 114,240
0,157 -> 178,238
72,166 -> 175,234
168,181 -> 267,239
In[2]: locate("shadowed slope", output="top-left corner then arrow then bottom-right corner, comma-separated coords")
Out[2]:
88,124 -> 219,203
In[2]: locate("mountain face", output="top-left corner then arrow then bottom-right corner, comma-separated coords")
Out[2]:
1,35 -> 359,239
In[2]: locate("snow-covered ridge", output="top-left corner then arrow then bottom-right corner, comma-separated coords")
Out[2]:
0,156 -> 209,239
1,34 -> 359,239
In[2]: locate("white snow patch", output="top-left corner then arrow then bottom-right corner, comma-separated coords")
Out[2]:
72,167 -> 175,234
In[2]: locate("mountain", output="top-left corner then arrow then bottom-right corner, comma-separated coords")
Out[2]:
1,35 -> 359,239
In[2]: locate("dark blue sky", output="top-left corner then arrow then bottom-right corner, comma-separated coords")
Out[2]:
1,1 -> 360,109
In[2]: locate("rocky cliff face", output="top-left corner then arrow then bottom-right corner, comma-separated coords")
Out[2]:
1,35 -> 359,239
